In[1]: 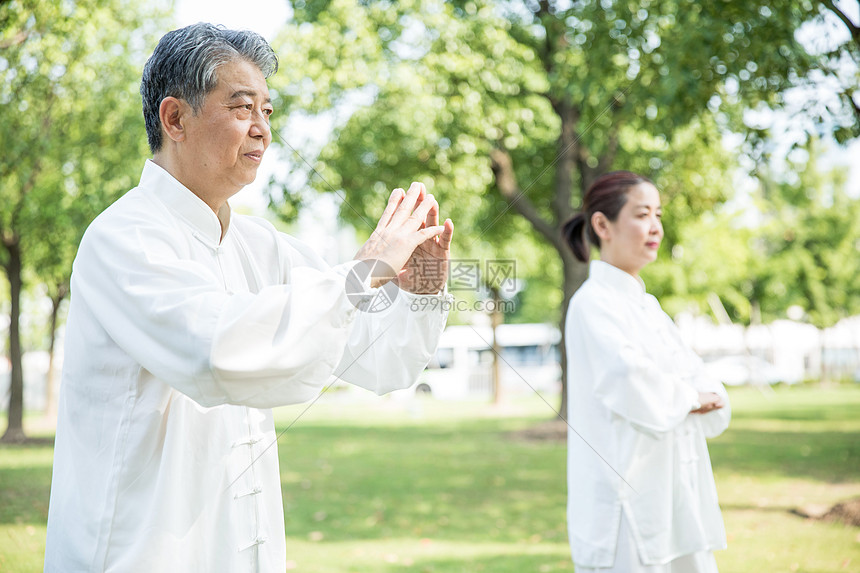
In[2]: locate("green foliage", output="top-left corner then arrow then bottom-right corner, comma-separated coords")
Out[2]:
643,210 -> 757,322
748,144 -> 860,327
0,0 -> 165,282
799,1 -> 860,143
636,116 -> 753,321
643,136 -> 860,328
0,0 -> 171,430
268,0 -> 834,331
274,0 -> 525,235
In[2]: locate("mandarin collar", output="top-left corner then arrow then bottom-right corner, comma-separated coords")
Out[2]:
588,259 -> 647,301
140,160 -> 231,247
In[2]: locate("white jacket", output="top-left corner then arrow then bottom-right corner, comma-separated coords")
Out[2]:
566,260 -> 729,568
45,160 -> 449,572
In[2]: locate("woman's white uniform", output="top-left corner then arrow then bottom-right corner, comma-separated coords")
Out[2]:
566,260 -> 730,572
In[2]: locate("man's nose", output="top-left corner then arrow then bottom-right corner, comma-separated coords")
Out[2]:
250,111 -> 270,139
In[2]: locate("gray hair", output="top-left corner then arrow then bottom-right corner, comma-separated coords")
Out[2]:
140,23 -> 278,153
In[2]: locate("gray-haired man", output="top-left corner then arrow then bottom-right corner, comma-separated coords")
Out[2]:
44,23 -> 453,571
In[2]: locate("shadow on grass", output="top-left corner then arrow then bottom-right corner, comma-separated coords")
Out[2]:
719,503 -> 803,513
0,437 -> 55,447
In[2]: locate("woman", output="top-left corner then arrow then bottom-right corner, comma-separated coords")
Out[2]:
563,171 -> 730,573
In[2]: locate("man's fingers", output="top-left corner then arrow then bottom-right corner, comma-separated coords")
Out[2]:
424,197 -> 439,229
376,188 -> 405,230
438,219 -> 454,250
417,224 -> 446,243
409,194 -> 438,230
389,182 -> 424,226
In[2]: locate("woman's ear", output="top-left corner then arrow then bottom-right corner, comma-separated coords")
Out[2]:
591,211 -> 612,242
158,97 -> 187,144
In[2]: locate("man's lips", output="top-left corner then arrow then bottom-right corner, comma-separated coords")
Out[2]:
244,150 -> 264,162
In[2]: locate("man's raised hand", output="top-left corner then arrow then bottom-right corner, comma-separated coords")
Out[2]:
394,186 -> 453,294
354,182 -> 452,290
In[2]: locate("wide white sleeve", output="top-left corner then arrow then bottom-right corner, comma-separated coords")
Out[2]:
276,234 -> 450,395
334,289 -> 450,394
570,299 -> 699,435
73,217 -> 368,409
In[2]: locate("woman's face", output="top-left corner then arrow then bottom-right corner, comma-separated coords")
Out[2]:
594,182 -> 663,277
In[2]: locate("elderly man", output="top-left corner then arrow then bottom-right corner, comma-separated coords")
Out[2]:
44,23 -> 454,572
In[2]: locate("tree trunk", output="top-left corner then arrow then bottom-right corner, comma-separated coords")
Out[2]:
490,287 -> 503,405
44,285 -> 67,420
558,248 -> 587,421
2,239 -> 26,443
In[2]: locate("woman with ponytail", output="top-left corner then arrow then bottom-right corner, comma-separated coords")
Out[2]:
563,171 -> 730,573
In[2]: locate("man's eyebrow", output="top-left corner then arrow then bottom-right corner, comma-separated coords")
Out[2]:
228,89 -> 272,104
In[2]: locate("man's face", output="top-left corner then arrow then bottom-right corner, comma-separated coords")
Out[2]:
180,58 -> 273,196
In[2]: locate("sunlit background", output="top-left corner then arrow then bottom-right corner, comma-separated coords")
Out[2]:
1,1 -> 859,571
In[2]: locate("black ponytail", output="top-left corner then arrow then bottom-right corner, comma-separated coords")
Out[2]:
562,213 -> 591,263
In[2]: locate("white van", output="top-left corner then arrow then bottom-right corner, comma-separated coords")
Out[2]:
406,323 -> 562,400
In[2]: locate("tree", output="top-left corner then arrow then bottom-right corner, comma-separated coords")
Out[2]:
25,185 -> 90,419
639,118 -> 755,323
0,0 -> 165,442
269,0 -> 822,414
749,141 -> 860,327
802,1 -> 860,143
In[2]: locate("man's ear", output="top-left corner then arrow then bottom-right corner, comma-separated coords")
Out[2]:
591,211 -> 611,242
158,97 -> 188,144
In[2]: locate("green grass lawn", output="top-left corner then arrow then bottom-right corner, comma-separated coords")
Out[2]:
1,384 -> 859,572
